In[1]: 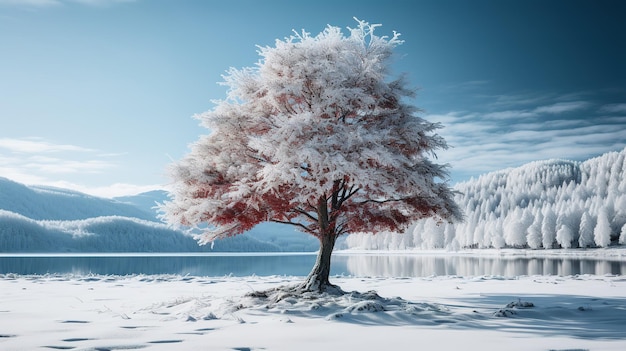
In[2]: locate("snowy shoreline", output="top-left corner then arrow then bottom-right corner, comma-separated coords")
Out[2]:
2,246 -> 625,258
1,273 -> 625,350
337,246 -> 626,260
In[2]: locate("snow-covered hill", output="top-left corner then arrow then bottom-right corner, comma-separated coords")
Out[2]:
0,178 -> 317,252
346,147 -> 626,250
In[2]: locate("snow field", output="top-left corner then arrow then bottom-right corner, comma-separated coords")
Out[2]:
1,273 -> 625,350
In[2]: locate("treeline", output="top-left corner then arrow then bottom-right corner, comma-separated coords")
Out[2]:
0,210 -> 282,252
346,147 -> 626,250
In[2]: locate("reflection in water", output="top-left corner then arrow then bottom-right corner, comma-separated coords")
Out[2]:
341,255 -> 625,277
0,254 -> 318,277
0,254 -> 623,277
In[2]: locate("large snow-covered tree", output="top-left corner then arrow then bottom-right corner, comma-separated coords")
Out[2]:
160,19 -> 461,292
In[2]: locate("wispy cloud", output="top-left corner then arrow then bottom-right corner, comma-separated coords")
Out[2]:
0,137 -> 95,153
23,157 -> 114,174
0,137 -> 122,192
533,101 -> 590,114
1,152 -> 114,175
599,103 -> 626,114
483,92 -> 553,110
481,100 -> 590,121
0,137 -> 163,197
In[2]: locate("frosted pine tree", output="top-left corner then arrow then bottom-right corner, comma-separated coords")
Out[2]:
527,213 -> 543,249
423,218 -> 445,249
542,208 -> 557,249
443,223 -> 458,250
491,217 -> 506,249
161,19 -> 461,293
578,211 -> 595,248
620,223 -> 626,245
504,207 -> 526,247
556,224 -> 573,249
594,209 -> 612,248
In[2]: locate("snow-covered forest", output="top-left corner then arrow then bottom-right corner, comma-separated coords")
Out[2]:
346,147 -> 626,250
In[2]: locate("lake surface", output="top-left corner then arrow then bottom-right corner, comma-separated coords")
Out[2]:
1,252 -> 624,277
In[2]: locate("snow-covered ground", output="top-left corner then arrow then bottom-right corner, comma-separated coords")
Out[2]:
1,272 -> 625,350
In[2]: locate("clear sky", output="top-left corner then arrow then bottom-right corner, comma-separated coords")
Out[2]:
1,0 -> 624,197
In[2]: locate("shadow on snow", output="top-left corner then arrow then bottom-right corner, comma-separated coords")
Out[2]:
233,286 -> 626,340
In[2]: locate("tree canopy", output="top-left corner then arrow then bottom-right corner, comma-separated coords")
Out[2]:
160,19 -> 460,291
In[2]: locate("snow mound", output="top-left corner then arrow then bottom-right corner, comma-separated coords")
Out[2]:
494,300 -> 535,317
142,284 -> 467,326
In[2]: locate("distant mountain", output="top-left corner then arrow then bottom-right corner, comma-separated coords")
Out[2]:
0,177 -> 154,221
346,147 -> 626,250
113,190 -> 169,217
0,178 -> 318,252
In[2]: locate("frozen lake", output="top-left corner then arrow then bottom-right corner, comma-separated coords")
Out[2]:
1,252 -> 624,277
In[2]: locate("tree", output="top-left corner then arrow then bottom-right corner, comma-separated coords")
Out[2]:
578,211 -> 594,248
160,19 -> 461,293
556,224 -> 573,249
504,207 -> 533,248
527,216 -> 543,249
542,207 -> 557,249
594,209 -> 611,248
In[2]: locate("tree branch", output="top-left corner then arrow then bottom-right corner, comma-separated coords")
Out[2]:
294,207 -> 319,223
357,196 -> 409,204
305,199 -> 317,212
244,145 -> 268,164
340,185 -> 359,206
335,217 -> 350,236
269,219 -> 312,233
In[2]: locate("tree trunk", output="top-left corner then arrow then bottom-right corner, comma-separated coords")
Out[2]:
300,232 -> 338,293
299,195 -> 342,293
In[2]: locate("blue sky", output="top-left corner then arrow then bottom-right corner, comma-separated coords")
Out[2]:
1,0 -> 624,197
